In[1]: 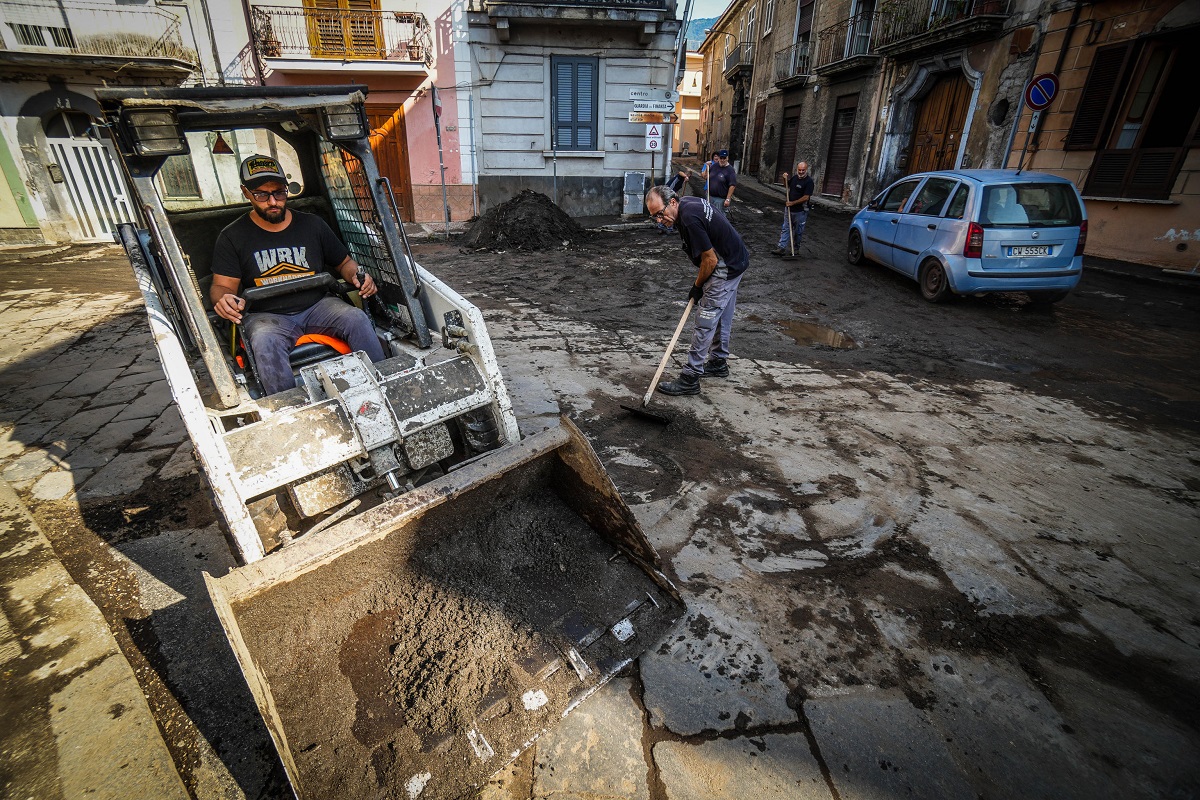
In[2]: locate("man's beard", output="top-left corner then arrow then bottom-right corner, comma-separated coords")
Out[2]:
254,205 -> 285,223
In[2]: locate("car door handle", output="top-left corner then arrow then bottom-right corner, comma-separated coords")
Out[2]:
927,224 -> 937,230
890,218 -> 898,224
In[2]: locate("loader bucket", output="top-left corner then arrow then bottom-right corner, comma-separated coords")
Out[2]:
204,417 -> 684,800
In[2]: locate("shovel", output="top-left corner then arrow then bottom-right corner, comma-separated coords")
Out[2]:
621,298 -> 696,424
781,198 -> 799,261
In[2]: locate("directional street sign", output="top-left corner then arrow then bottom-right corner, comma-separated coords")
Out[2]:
630,88 -> 680,103
633,100 -> 676,113
1024,73 -> 1059,111
629,112 -> 667,123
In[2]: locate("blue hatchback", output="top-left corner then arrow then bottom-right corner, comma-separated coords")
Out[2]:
848,170 -> 1087,303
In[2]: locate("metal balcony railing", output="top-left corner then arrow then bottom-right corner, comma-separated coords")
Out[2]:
723,41 -> 753,74
0,0 -> 194,62
874,0 -> 1009,50
773,41 -> 811,83
250,5 -> 432,65
815,11 -> 876,69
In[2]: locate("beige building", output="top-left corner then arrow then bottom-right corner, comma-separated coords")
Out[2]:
1004,0 -> 1199,269
696,0 -> 1197,270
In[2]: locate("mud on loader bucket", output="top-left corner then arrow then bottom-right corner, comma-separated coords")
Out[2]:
205,417 -> 684,799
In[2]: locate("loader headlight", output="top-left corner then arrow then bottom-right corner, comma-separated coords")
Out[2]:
122,109 -> 188,156
322,104 -> 367,141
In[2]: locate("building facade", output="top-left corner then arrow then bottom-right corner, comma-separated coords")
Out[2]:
696,0 -> 1196,269
0,0 -> 199,244
465,0 -> 680,216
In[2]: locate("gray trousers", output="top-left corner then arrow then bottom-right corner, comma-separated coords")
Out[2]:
685,267 -> 744,378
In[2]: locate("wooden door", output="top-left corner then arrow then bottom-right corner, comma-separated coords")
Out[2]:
777,111 -> 799,183
367,106 -> 414,223
908,71 -> 971,174
823,96 -> 857,198
747,104 -> 766,176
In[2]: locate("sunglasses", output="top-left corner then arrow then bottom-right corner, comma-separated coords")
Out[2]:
250,189 -> 288,202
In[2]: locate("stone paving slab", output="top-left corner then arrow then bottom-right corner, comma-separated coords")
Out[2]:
78,449 -> 171,500
0,479 -> 187,800
655,734 -> 831,799
531,677 -> 649,799
805,691 -> 975,800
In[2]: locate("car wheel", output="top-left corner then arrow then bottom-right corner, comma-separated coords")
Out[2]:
919,259 -> 952,303
1028,290 -> 1069,305
847,229 -> 866,265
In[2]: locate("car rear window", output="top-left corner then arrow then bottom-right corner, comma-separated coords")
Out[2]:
980,183 -> 1082,228
944,183 -> 969,219
908,177 -> 957,216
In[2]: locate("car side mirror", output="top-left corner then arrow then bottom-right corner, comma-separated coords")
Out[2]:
866,200 -> 879,211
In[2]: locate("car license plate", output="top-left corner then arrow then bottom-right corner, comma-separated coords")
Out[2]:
1008,245 -> 1051,257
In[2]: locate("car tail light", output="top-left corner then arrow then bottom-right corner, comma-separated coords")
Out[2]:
1075,219 -> 1088,256
964,222 -> 984,258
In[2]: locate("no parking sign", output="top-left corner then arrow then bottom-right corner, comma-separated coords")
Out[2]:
1024,73 -> 1060,111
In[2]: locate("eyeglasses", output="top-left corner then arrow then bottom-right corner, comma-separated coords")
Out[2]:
649,200 -> 674,222
250,189 -> 288,202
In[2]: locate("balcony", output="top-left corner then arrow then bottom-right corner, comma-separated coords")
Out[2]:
875,0 -> 1009,57
814,11 -> 878,76
773,41 -> 811,87
0,0 -> 196,78
723,41 -> 753,82
250,5 -> 432,76
471,0 -> 672,41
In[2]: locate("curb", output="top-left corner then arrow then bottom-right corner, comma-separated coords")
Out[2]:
0,479 -> 188,799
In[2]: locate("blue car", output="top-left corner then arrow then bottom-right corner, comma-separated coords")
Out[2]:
848,170 -> 1087,303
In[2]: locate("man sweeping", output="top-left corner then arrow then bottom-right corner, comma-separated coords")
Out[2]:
644,185 -> 750,396
773,161 -> 814,257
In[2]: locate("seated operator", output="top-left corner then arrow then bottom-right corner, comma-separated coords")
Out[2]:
210,155 -> 386,395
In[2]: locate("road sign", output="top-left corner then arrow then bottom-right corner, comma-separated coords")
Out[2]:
633,100 -> 676,113
629,112 -> 667,123
646,123 -> 662,138
630,88 -> 680,103
1024,73 -> 1059,111
646,129 -> 663,152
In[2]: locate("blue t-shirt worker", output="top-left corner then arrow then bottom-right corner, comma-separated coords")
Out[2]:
707,149 -> 738,217
645,185 -> 750,396
211,155 -> 386,395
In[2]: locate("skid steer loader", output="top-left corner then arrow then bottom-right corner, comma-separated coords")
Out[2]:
99,86 -> 683,799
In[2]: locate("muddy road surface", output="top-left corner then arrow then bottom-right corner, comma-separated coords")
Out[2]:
0,176 -> 1197,800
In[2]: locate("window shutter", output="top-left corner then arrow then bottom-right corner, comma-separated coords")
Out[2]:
555,60 -> 575,148
797,0 -> 814,36
1065,43 -> 1134,151
576,60 -> 595,149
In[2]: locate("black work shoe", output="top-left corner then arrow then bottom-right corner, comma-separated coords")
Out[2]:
770,247 -> 786,257
657,372 -> 701,396
703,358 -> 729,377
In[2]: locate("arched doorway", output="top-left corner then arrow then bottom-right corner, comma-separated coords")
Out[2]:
907,71 -> 971,174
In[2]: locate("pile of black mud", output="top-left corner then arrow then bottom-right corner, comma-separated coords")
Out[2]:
461,190 -> 590,251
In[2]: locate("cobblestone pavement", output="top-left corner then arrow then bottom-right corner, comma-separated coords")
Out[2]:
1,238 -> 1198,800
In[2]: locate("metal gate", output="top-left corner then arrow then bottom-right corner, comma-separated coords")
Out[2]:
46,137 -> 134,242
823,95 -> 858,199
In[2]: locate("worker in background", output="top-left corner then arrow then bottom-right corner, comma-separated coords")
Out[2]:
774,161 -> 814,257
707,149 -> 738,219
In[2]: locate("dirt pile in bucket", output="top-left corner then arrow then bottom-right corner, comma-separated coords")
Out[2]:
461,190 -> 590,251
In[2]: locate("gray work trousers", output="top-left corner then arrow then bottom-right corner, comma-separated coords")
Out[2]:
685,266 -> 744,378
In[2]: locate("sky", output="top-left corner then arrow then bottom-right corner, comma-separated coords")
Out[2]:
684,0 -> 731,23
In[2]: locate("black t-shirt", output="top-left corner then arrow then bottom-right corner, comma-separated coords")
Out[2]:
788,174 -> 815,209
211,210 -> 350,315
676,197 -> 749,279
708,163 -> 738,200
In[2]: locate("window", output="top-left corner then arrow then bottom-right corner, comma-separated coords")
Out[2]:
944,183 -> 969,219
1069,33 -> 1200,199
158,155 -> 202,200
880,179 -> 920,212
747,5 -> 757,42
764,0 -> 774,34
552,56 -> 598,151
980,184 -> 1082,228
908,177 -> 956,216
305,0 -> 383,59
10,23 -> 75,49
43,111 -> 95,140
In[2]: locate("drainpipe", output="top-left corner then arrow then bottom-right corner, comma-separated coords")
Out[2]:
855,54 -> 894,209
1025,0 -> 1083,164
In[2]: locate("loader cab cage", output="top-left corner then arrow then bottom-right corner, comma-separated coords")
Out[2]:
96,85 -> 431,367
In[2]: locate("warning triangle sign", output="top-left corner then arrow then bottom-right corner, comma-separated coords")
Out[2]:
648,125 -> 660,137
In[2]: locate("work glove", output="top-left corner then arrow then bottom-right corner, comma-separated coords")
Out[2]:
687,284 -> 704,304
